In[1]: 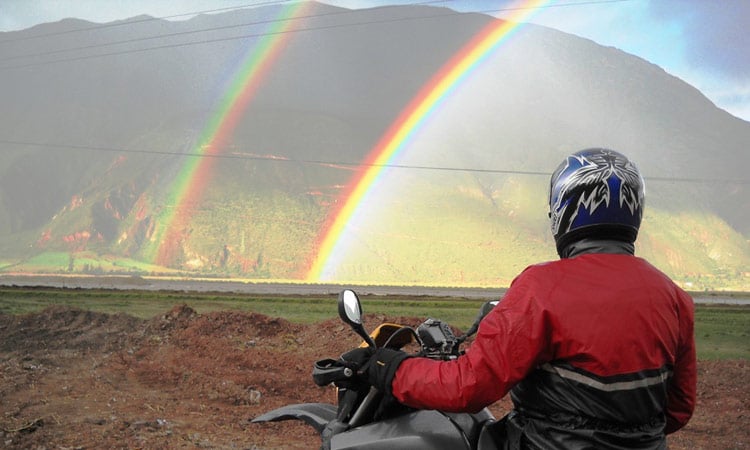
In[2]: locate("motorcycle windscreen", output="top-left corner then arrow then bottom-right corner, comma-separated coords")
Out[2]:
360,323 -> 415,349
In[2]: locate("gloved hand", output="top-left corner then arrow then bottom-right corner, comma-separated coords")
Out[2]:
363,347 -> 411,396
341,347 -> 410,396
341,347 -> 410,395
339,347 -> 374,372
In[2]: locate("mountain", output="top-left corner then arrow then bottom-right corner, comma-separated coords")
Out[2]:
0,2 -> 748,290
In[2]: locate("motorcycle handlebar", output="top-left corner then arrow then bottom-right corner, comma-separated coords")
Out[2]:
312,359 -> 354,387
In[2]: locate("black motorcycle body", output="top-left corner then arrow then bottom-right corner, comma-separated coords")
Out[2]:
252,289 -> 501,449
255,401 -> 496,449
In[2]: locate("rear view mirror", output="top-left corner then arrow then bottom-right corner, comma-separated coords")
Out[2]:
339,289 -> 363,325
459,300 -> 499,342
338,289 -> 376,348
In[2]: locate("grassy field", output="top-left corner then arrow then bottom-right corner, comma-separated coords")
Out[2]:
0,286 -> 747,360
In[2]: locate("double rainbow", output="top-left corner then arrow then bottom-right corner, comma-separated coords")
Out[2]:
306,0 -> 550,281
151,1 -> 549,277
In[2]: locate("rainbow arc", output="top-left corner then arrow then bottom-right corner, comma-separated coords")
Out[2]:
153,3 -> 311,266
306,0 -> 550,281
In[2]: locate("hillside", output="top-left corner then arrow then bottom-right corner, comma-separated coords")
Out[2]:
0,2 -> 748,289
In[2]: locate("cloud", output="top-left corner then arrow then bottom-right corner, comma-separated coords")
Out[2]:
648,0 -> 750,81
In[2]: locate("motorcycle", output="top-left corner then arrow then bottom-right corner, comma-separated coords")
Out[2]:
252,289 -> 502,449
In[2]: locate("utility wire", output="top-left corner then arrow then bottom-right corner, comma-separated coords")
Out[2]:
0,0 -> 736,187
0,1 -> 453,64
0,0 -> 296,43
0,0 -> 634,70
1,139 -> 745,185
0,0 -> 451,51
0,13 -> 470,70
0,2 -> 460,69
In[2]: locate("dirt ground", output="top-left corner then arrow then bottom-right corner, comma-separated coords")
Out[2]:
0,305 -> 747,449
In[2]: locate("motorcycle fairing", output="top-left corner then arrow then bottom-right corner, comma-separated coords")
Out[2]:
330,409 -> 474,449
251,402 -> 337,433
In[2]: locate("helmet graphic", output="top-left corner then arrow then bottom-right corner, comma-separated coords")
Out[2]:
549,148 -> 645,255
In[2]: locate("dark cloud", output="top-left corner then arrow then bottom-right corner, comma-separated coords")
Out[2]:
648,0 -> 749,80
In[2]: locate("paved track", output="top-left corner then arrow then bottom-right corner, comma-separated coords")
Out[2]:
0,274 -> 506,299
1,275 -> 747,303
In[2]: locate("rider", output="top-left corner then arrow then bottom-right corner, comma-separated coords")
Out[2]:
354,148 -> 697,449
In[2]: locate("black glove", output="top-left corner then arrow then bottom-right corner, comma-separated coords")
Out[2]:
340,347 -> 374,372
362,348 -> 411,396
340,347 -> 410,396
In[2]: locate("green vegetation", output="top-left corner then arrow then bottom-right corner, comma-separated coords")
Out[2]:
1,287 -> 747,360
694,305 -> 750,359
0,286 -> 487,325
2,164 -> 748,291
7,252 -> 174,276
639,210 -> 750,291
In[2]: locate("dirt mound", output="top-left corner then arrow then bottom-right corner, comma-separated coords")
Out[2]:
0,305 -> 143,353
0,306 -> 747,449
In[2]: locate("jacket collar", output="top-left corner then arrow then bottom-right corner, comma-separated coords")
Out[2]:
561,238 -> 635,258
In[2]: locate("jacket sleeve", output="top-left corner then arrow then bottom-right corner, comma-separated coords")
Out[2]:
665,291 -> 697,434
391,274 -> 552,413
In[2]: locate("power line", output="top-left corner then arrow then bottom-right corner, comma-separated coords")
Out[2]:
0,12 -> 458,70
0,1 -> 455,70
1,139 -> 745,185
0,14 -> 294,64
0,0 -> 634,71
0,0 -> 296,44
455,0 -> 633,18
1,0 -> 633,44
0,1 -> 452,64
0,0 -> 738,188
0,0 -> 451,58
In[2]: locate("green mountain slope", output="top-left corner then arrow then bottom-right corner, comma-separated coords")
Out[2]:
0,3 -> 748,290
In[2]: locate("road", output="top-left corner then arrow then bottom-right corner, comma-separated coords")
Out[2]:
1,274 -> 747,304
0,274 -> 507,299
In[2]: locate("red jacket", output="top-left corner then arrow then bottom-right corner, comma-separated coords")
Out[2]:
392,253 -> 696,448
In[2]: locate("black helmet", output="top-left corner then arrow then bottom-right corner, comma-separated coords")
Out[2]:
549,148 -> 645,256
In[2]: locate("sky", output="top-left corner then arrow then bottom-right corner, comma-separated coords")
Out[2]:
1,0 -> 749,121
